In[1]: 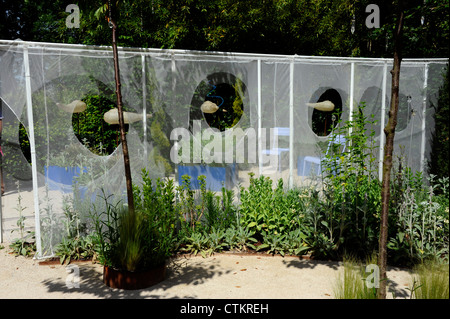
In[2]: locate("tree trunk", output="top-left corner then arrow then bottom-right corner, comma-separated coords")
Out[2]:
378,0 -> 405,299
110,18 -> 135,215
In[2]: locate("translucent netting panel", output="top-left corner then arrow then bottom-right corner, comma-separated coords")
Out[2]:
352,62 -> 387,175
423,62 -> 447,171
292,61 -> 352,184
165,54 -> 259,190
0,45 -> 171,255
353,62 -> 387,139
1,44 -> 36,243
161,54 -> 258,129
258,61 -> 291,179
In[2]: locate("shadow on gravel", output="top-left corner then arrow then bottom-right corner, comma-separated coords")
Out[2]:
281,257 -> 341,271
41,257 -> 231,299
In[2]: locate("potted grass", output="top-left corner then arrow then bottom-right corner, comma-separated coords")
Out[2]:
91,170 -> 178,290
92,4 -> 179,290
175,128 -> 240,192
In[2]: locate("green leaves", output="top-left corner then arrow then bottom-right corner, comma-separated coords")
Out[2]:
55,235 -> 96,265
74,94 -> 119,156
387,168 -> 449,267
255,229 -> 309,257
247,222 -> 258,229
239,175 -> 301,237
2,0 -> 448,58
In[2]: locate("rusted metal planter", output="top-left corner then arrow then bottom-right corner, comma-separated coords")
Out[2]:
103,263 -> 166,290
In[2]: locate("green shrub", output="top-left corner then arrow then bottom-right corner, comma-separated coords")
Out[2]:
239,174 -> 302,240
133,170 -> 179,269
305,103 -> 381,259
387,165 -> 449,267
204,187 -> 237,231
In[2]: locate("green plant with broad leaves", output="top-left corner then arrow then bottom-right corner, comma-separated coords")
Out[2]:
55,195 -> 96,264
204,227 -> 227,255
55,235 -> 96,265
239,173 -> 302,240
257,227 -> 308,257
181,231 -> 209,257
282,228 -> 310,256
256,231 -> 286,255
388,172 -> 449,267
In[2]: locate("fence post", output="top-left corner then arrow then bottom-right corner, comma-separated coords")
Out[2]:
379,61 -> 388,181
289,58 -> 294,189
142,54 -> 148,167
257,59 -> 262,176
419,63 -> 429,173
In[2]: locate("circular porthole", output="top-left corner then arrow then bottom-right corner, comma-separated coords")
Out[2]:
190,72 -> 247,132
2,111 -> 33,181
71,95 -> 129,156
44,75 -> 130,157
309,88 -> 343,136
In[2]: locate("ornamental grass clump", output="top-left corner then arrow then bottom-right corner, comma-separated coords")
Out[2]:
333,254 -> 379,299
114,207 -> 146,272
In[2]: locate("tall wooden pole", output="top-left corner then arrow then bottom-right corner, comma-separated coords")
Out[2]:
378,0 -> 405,299
109,13 -> 135,215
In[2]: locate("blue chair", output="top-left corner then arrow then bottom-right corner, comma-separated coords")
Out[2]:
301,134 -> 346,181
261,127 -> 290,172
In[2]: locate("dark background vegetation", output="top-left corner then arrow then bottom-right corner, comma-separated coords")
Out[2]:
1,0 -> 448,58
1,0 -> 448,179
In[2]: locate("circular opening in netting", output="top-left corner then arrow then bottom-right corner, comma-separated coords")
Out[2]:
310,88 -> 343,136
71,95 -> 129,156
190,72 -> 247,132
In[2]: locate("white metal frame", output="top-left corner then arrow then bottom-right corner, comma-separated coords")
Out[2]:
23,45 -> 42,256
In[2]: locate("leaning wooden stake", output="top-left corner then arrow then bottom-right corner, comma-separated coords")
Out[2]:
378,0 -> 405,299
110,15 -> 135,215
